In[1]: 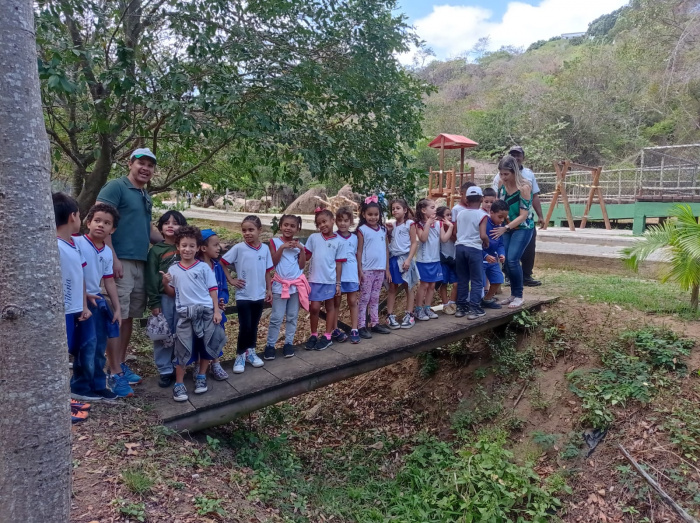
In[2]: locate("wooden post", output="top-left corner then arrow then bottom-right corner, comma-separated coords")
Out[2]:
428,166 -> 433,196
460,148 -> 465,176
558,160 -> 576,231
440,135 -> 445,172
596,168 -> 612,229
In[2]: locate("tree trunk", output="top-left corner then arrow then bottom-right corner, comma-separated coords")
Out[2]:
0,0 -> 72,521
691,283 -> 699,312
76,134 -> 114,216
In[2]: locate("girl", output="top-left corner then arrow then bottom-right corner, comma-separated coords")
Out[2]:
265,214 -> 308,360
333,207 -> 361,343
356,197 -> 391,339
414,199 -> 453,321
490,154 -> 534,309
305,209 -> 344,351
436,206 -> 458,315
386,198 -> 418,330
145,210 -> 187,388
196,229 -> 230,380
221,215 -> 273,374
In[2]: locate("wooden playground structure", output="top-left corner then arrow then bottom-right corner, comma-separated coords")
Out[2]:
427,133 -> 477,207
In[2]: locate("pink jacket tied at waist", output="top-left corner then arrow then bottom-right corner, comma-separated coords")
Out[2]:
272,273 -> 311,311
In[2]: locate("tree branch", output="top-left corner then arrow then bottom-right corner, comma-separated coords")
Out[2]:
149,139 -> 231,193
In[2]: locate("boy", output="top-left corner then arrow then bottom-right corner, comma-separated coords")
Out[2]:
481,200 -> 508,309
74,203 -> 133,398
451,181 -> 475,223
481,187 -> 497,214
162,226 -> 225,402
454,186 -> 489,320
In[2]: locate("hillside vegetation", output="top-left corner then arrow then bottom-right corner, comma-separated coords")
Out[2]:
413,0 -> 700,172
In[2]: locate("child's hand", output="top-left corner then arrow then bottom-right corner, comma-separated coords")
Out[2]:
401,259 -> 410,272
112,309 -> 122,327
499,255 -> 505,263
265,289 -> 273,303
485,255 -> 497,264
490,227 -> 507,239
290,240 -> 301,249
160,271 -> 173,286
446,221 -> 454,230
232,278 -> 246,289
426,216 -> 435,227
386,222 -> 394,232
359,270 -> 364,283
79,307 -> 92,322
213,309 -> 222,325
151,307 -> 161,316
386,268 -> 392,284
87,293 -> 100,307
335,283 -> 341,296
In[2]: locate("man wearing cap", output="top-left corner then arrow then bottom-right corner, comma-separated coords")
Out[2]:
492,146 -> 544,287
96,148 -> 163,384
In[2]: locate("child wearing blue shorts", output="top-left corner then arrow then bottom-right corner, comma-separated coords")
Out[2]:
482,200 -> 509,308
333,207 -> 361,343
436,206 -> 458,314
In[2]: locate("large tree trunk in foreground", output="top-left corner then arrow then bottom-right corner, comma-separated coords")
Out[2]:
0,0 -> 72,520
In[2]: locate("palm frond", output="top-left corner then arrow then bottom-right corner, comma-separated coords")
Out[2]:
671,204 -> 700,260
622,221 -> 676,271
664,247 -> 700,292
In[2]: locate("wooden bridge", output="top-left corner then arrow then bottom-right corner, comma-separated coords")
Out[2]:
141,297 -> 555,432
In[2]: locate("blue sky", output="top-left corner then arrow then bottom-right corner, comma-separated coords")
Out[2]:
396,0 -> 630,63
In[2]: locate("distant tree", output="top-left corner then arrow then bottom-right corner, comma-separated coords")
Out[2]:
586,6 -> 630,40
37,0 -> 431,213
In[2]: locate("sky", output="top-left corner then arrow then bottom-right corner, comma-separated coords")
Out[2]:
396,0 -> 630,64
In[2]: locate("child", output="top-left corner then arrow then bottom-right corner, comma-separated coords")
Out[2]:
74,203 -> 133,399
54,193 -> 91,422
356,197 -> 391,339
265,215 -> 308,358
221,216 -> 273,373
146,210 -> 187,388
436,206 -> 458,315
454,186 -> 489,319
415,198 -> 452,321
162,226 -> 225,401
481,187 -> 497,214
451,181 -> 475,223
304,209 -> 344,350
333,207 -> 361,343
197,229 -> 230,379
482,200 -> 508,308
386,198 -> 419,330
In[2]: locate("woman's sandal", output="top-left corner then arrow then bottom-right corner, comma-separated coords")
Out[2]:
508,298 -> 525,309
499,296 -> 515,306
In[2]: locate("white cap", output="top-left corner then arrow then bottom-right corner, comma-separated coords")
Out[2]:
466,186 -> 483,196
130,148 -> 157,164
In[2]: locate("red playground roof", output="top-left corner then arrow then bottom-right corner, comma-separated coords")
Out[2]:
428,133 -> 479,149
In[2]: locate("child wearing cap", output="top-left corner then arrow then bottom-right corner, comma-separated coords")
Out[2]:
454,186 -> 489,319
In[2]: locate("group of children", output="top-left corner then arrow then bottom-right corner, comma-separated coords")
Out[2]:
56,155 -> 531,405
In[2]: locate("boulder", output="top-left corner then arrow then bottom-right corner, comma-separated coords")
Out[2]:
244,199 -> 263,213
337,184 -> 362,204
285,187 -> 327,214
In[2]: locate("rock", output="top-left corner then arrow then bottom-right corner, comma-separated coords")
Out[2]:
213,196 -> 226,209
260,195 -> 273,202
244,199 -> 263,213
337,184 -> 362,204
285,187 -> 327,214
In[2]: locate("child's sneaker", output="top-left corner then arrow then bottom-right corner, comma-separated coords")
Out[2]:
158,372 -> 175,388
315,336 -> 332,351
305,335 -> 318,350
245,348 -> 264,368
358,327 -> 372,339
443,303 -> 457,315
210,362 -> 229,380
415,307 -> 429,321
120,362 -> 142,385
481,298 -> 502,309
264,345 -> 276,360
387,314 -> 401,329
173,383 -> 188,402
425,306 -> 439,320
400,312 -> 415,329
283,343 -> 295,358
467,306 -> 486,320
71,410 -> 89,424
233,354 -> 246,374
71,391 -> 103,402
108,374 -> 134,398
350,330 -> 361,344
331,328 -> 348,343
194,375 -> 208,394
95,388 -> 119,402
70,398 -> 91,411
371,323 -> 391,334
455,306 -> 468,318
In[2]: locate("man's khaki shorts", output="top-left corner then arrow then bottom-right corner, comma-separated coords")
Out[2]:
116,259 -> 147,319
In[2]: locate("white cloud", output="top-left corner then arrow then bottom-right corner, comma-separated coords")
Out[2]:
400,0 -> 629,64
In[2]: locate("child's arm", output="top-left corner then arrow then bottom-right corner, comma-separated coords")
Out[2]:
161,271 -> 176,297
335,261 -> 342,296
270,239 -> 285,266
402,224 -> 419,271
416,219 -> 432,242
265,269 -> 273,303
103,277 -> 122,326
145,248 -> 162,314
440,221 -> 454,242
385,235 -> 391,283
356,232 -> 365,283
479,218 -> 490,250
296,241 -> 306,269
210,289 -> 222,324
79,280 -> 92,321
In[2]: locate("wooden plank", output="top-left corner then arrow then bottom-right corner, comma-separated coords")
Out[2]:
155,296 -> 557,432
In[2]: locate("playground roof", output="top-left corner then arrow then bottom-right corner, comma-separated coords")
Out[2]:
428,133 -> 479,149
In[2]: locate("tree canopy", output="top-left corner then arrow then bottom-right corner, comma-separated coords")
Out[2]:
37,0 -> 431,212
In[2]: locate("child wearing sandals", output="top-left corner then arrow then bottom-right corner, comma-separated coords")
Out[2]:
414,198 -> 453,321
264,214 -> 309,360
436,206 -> 458,315
333,207 -> 361,344
386,198 -> 418,330
356,197 -> 391,339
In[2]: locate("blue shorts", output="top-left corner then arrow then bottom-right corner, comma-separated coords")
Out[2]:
483,262 -> 505,285
340,281 -> 359,293
310,282 -> 337,301
441,263 -> 458,284
389,256 -> 407,285
416,261 -> 443,283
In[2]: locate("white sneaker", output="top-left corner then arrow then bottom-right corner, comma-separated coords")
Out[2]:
400,312 -> 415,329
387,314 -> 401,329
233,354 -> 245,374
425,307 -> 439,319
245,348 -> 264,368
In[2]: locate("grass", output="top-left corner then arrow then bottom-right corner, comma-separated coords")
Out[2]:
543,270 -> 699,318
187,218 -> 243,243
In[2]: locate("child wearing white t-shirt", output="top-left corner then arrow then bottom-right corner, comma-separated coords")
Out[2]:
304,209 -> 344,351
221,215 -> 273,374
333,207 -> 360,343
386,198 -> 419,330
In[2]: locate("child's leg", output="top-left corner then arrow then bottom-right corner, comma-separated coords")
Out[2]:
415,281 -> 428,308
332,294 -> 342,330
425,282 -> 437,307
324,297 -> 337,336
175,364 -> 186,384
347,291 -> 359,330
368,271 -> 383,326
404,283 -> 415,312
438,283 -> 448,304
485,283 -> 501,300
71,315 -> 97,397
91,303 -> 109,392
266,294 -> 286,347
194,337 -> 213,375
450,283 -> 458,303
248,300 -> 264,349
455,246 -> 470,309
236,300 -> 252,355
309,301 -> 321,334
358,278 -> 372,329
153,294 -> 176,375
387,282 -> 398,315
106,337 -> 121,376
284,293 -> 300,344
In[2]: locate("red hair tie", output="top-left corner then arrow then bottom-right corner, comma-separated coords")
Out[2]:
314,207 -> 322,214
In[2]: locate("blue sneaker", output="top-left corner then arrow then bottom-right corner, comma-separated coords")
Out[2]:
120,363 -> 142,385
350,329 -> 361,344
108,373 -> 134,398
